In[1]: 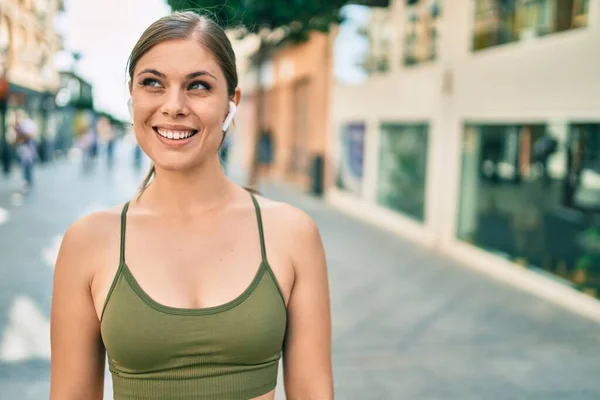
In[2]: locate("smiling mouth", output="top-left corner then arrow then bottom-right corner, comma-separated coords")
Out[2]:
153,127 -> 199,140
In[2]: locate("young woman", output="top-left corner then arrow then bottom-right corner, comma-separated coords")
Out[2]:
50,11 -> 333,400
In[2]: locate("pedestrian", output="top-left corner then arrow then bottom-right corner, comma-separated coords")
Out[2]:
14,111 -> 38,189
77,123 -> 96,171
96,116 -> 116,168
50,11 -> 332,400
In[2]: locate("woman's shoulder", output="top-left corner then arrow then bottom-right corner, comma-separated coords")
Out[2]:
59,205 -> 125,262
55,204 -> 125,283
253,194 -> 321,244
64,204 -> 124,241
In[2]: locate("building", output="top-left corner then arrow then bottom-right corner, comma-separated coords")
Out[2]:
0,0 -> 64,168
233,29 -> 334,191
329,0 -> 600,312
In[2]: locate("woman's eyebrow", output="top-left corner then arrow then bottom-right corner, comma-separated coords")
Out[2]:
136,68 -> 165,78
135,69 -> 217,81
186,71 -> 217,81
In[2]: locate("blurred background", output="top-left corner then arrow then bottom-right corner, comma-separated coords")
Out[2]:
1,0 -> 600,399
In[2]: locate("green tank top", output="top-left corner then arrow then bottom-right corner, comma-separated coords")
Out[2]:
100,194 -> 287,400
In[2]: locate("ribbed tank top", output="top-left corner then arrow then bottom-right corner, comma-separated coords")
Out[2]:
100,193 -> 287,400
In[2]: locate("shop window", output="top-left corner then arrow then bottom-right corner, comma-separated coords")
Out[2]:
473,0 -> 589,51
377,123 -> 429,221
457,123 -> 600,298
404,0 -> 442,66
336,122 -> 366,196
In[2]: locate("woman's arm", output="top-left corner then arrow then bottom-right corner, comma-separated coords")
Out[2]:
50,217 -> 106,400
282,208 -> 333,399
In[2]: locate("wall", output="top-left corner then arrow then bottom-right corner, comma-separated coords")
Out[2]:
233,31 -> 332,189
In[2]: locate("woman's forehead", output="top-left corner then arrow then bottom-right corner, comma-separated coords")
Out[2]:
135,38 -> 221,78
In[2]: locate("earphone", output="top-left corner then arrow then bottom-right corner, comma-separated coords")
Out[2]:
222,100 -> 236,132
127,98 -> 236,131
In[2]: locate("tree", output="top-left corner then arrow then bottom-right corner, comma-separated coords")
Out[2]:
166,0 -> 388,186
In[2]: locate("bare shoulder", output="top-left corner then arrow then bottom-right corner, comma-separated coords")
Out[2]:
253,195 -> 320,238
57,205 -> 124,279
63,205 -> 123,244
253,195 -> 324,269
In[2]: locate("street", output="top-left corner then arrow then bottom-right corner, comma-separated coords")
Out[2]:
1,141 -> 600,400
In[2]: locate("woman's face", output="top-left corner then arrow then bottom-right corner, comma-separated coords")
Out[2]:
130,38 -> 238,173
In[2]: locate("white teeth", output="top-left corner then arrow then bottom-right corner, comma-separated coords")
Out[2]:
156,129 -> 195,140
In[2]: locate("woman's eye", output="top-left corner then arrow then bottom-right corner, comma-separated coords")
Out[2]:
141,78 -> 162,88
188,81 -> 209,91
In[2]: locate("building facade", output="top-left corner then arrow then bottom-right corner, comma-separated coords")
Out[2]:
234,31 -> 334,190
0,0 -> 64,167
329,0 -> 600,310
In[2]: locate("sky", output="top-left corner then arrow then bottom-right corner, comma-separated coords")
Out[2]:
333,5 -> 372,85
55,0 -> 170,120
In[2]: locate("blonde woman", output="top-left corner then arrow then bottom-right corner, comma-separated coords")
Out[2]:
50,11 -> 333,400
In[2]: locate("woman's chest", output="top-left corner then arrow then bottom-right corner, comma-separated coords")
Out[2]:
101,272 -> 287,372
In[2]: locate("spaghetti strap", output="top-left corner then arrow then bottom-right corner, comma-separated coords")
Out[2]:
249,193 -> 267,263
120,202 -> 130,265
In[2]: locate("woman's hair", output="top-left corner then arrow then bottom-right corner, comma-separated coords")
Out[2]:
128,11 -> 238,195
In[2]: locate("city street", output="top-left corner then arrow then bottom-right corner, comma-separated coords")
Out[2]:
1,140 -> 600,399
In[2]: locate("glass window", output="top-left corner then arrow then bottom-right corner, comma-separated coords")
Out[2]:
473,0 -> 589,51
377,123 -> 429,221
336,122 -> 366,196
404,0 -> 442,66
457,123 -> 600,298
473,0 -> 519,50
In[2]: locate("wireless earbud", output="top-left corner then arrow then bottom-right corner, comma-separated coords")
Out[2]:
222,101 -> 237,132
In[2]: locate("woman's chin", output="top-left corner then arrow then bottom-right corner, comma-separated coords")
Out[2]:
152,155 -> 214,174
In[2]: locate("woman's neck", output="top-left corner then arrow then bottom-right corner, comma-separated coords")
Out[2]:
139,158 -> 237,215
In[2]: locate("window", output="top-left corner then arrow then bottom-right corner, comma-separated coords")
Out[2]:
377,123 -> 429,221
473,0 -> 589,51
457,123 -> 600,298
404,0 -> 442,66
363,7 -> 392,74
473,0 -> 519,50
336,122 -> 366,195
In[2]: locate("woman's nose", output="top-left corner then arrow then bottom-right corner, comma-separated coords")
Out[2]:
161,90 -> 189,118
